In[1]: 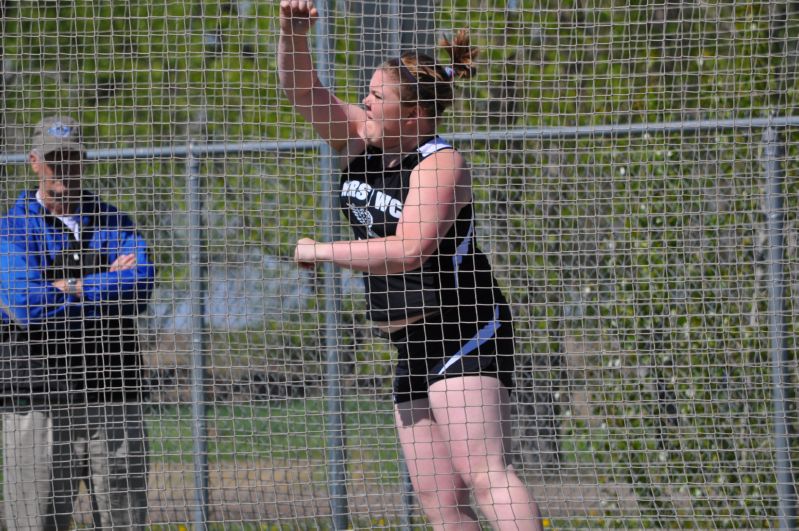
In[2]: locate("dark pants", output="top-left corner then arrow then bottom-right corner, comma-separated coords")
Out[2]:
2,401 -> 148,531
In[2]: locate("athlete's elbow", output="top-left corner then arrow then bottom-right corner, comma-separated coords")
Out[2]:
375,238 -> 431,274
380,258 -> 421,275
391,248 -> 429,274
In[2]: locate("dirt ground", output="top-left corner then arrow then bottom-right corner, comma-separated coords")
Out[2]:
16,460 -> 635,528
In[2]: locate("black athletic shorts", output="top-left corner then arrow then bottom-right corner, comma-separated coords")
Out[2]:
388,303 -> 515,404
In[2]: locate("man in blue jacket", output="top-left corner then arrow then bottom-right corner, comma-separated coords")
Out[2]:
0,116 -> 155,530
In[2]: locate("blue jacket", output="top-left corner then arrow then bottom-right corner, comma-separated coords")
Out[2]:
0,190 -> 154,327
0,190 -> 155,404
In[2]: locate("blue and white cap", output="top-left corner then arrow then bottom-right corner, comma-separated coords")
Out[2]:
31,115 -> 85,156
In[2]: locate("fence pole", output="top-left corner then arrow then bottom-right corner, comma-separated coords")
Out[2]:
386,2 -> 414,528
762,124 -> 796,530
188,145 -> 210,530
313,1 -> 349,528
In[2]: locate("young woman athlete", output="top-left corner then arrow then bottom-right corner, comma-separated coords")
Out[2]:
278,1 -> 542,528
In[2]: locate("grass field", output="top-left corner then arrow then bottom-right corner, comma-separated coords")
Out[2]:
146,398 -> 400,472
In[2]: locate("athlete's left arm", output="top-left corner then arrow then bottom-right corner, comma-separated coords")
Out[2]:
296,149 -> 471,274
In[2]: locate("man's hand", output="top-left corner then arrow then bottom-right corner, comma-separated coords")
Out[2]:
53,278 -> 83,298
109,254 -> 137,272
52,254 -> 137,298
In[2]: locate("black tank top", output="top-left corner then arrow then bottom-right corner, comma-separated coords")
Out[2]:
339,136 -> 504,322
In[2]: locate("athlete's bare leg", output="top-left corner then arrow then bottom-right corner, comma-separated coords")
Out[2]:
427,376 -> 542,531
396,398 -> 480,530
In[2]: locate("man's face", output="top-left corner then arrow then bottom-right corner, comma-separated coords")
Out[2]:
32,149 -> 84,215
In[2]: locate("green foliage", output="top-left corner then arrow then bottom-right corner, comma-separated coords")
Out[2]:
487,130 -> 795,527
434,0 -> 797,130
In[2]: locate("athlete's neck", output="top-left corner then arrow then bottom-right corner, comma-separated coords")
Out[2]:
379,135 -> 437,167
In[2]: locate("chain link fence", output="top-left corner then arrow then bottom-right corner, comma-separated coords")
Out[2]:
0,0 -> 797,528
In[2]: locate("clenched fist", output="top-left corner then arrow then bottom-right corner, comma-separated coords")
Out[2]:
280,0 -> 319,36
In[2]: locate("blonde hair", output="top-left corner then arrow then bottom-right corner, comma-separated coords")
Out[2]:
382,29 -> 478,118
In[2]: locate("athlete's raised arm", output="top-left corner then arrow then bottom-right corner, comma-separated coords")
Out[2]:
278,0 -> 366,155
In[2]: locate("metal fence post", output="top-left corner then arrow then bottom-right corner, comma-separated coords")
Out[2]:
313,1 -> 349,528
762,124 -> 796,531
188,145 -> 210,530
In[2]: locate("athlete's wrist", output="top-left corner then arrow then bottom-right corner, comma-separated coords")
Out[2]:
315,241 -> 334,263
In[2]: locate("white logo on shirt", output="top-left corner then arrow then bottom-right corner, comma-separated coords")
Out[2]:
341,179 -> 403,219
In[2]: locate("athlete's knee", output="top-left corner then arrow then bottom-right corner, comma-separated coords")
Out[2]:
451,453 -> 506,485
416,488 -> 476,527
464,465 -> 512,503
415,486 -> 467,520
410,470 -> 467,502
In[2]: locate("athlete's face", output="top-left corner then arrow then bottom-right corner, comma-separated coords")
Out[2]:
362,69 -> 411,150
